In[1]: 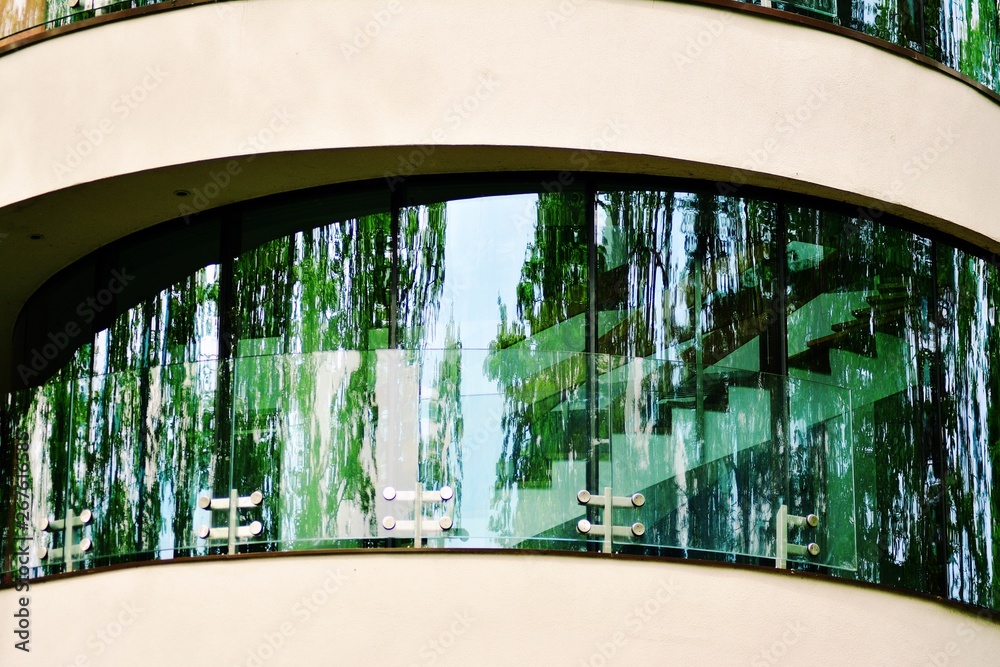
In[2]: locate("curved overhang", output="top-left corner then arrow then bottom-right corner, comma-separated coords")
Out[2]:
0,0 -> 998,384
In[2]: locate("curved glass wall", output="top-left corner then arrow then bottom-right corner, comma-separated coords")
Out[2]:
1,174 -> 998,614
1,0 -> 998,95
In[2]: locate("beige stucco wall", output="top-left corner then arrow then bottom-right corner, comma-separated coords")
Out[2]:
0,0 -> 997,388
1,552 -> 998,665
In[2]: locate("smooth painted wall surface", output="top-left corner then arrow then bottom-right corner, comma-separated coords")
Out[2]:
1,553 -> 998,665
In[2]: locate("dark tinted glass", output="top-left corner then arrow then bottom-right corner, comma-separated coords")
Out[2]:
3,177 -> 999,613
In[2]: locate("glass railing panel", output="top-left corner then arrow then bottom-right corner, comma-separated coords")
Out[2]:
144,360 -> 222,558
376,347 -> 463,549
425,391 -> 599,550
418,349 -> 605,550
787,376 -> 857,570
609,358 -> 778,559
609,359 -> 856,570
2,348 -> 855,571
59,360 -> 221,569
378,348 -> 447,548
223,348 -> 608,551
228,350 -> 387,550
59,370 -> 131,572
8,378 -> 80,577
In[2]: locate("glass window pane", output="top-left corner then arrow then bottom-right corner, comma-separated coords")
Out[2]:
65,262 -> 222,565
939,246 -> 1000,608
597,191 -> 792,560
5,380 -> 76,576
595,191 -> 776,368
786,208 -> 940,593
398,190 -> 591,545
228,192 -> 394,550
233,195 -> 391,355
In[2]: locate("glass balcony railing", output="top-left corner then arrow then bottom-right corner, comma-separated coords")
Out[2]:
3,348 -> 856,578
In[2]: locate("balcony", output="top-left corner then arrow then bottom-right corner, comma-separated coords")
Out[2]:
0,174 -> 997,621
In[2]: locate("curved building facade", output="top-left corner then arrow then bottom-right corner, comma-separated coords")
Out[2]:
1,0 -> 1000,664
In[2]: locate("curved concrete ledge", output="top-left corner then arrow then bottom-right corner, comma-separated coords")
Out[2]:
1,552 -> 998,665
0,0 -> 997,226
0,0 -> 995,225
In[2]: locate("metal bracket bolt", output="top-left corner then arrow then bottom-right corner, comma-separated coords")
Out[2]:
195,489 -> 264,555
576,487 -> 646,554
38,507 -> 94,572
776,504 -> 820,568
381,483 -> 454,548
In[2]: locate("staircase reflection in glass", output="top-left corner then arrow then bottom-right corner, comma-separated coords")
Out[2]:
5,348 -> 856,574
